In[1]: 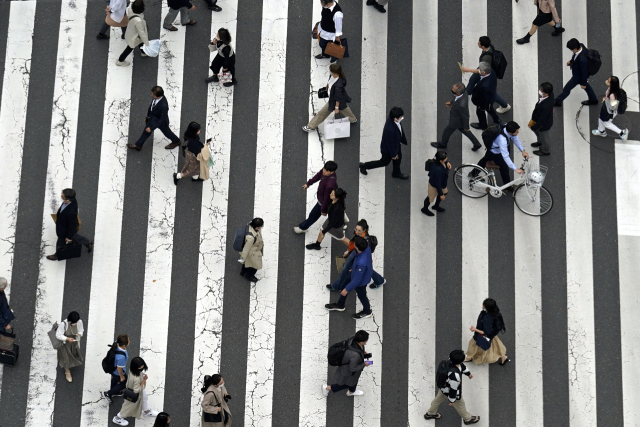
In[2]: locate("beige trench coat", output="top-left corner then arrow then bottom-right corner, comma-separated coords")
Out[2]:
118,373 -> 145,418
201,384 -> 232,427
124,6 -> 149,48
197,145 -> 211,181
239,227 -> 263,270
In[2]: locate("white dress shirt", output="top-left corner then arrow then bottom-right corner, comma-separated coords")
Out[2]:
318,3 -> 343,40
151,96 -> 163,110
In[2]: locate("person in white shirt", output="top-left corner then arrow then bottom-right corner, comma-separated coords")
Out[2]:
477,121 -> 529,186
316,0 -> 344,63
56,311 -> 84,383
97,0 -> 128,40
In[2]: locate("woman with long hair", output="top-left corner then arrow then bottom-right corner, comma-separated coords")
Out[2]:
201,374 -> 232,426
112,357 -> 160,426
303,63 -> 357,132
464,298 -> 510,365
153,412 -> 171,426
239,218 -> 265,283
592,75 -> 629,140
174,122 -> 211,184
206,28 -> 237,87
306,188 -> 347,250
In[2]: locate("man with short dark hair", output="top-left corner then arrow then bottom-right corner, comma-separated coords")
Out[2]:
322,330 -> 371,397
431,82 -> 482,151
325,236 -> 373,319
463,36 -> 511,114
294,161 -> 338,233
46,189 -> 93,261
477,121 -> 530,186
360,107 -> 409,179
554,38 -> 598,107
469,63 -> 499,131
529,82 -> 555,156
128,86 -> 181,151
316,0 -> 343,63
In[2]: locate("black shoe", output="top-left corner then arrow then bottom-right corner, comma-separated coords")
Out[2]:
205,75 -> 219,83
531,142 -> 541,147
207,3 -> 222,11
46,254 -> 58,261
516,36 -> 530,45
330,57 -> 338,63
223,79 -> 237,87
369,279 -> 386,289
464,416 -> 481,425
533,150 -> 550,156
424,413 -> 442,420
430,142 -> 447,149
315,53 -> 330,59
471,144 -> 482,151
421,207 -> 434,217
101,391 -> 113,404
173,173 -> 179,185
121,32 -> 125,39
325,303 -> 345,312
306,242 -> 321,250
391,173 -> 409,180
352,310 -> 373,319
554,101 -> 562,107
96,32 -> 109,40
581,99 -> 598,106
433,206 -> 445,212
366,0 -> 375,4
359,162 -> 368,175
551,27 -> 565,36
326,284 -> 339,291
244,274 -> 259,283
470,123 -> 485,130
87,241 -> 94,253
372,3 -> 386,12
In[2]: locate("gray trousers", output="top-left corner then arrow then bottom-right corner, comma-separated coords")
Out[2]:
535,129 -> 550,154
163,7 -> 190,29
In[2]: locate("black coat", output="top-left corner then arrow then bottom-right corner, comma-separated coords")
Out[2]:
145,97 -> 171,130
531,95 -> 554,132
327,77 -> 352,111
569,44 -> 590,87
0,291 -> 13,330
428,162 -> 450,196
56,199 -> 79,240
186,135 -> 204,156
380,117 -> 408,158
448,94 -> 471,129
471,72 -> 497,110
167,0 -> 192,10
322,202 -> 345,234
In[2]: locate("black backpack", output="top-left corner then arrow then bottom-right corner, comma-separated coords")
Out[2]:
617,89 -> 628,114
481,123 -> 506,151
101,344 -> 125,374
586,48 -> 602,76
436,359 -> 451,388
489,48 -> 508,79
425,158 -> 435,172
327,339 -> 349,366
232,224 -> 252,252
367,235 -> 378,253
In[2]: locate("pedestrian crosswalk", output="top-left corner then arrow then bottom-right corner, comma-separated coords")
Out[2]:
0,0 -> 639,426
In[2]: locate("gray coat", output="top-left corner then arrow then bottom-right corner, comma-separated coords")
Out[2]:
332,337 -> 366,387
449,93 -> 471,130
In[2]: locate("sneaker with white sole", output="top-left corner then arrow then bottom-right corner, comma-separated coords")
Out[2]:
101,391 -> 113,404
352,310 -> 373,319
293,227 -> 307,234
116,60 -> 130,66
112,416 -> 129,426
325,303 -> 345,312
620,129 -> 629,141
351,118 -> 358,124
369,279 -> 386,289
322,383 -> 330,397
496,104 -> 511,114
591,129 -> 607,137
302,126 -> 314,132
143,409 -> 160,417
346,390 -> 364,396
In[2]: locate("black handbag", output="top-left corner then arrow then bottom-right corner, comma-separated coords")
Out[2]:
123,387 -> 139,403
55,242 -> 82,261
203,391 -> 223,422
318,87 -> 328,98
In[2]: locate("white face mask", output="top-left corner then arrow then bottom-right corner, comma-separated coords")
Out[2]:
539,90 -> 544,97
396,117 -> 404,123
216,382 -> 224,390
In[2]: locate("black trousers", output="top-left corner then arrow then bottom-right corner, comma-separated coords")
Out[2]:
210,54 -> 236,79
135,123 -> 180,147
56,234 -> 90,249
441,123 -> 481,147
363,147 -> 402,176
241,265 -> 257,278
118,43 -> 143,63
107,373 -> 127,397
477,151 -> 511,185
476,104 -> 500,129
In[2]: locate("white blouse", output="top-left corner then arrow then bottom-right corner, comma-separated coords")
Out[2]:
109,0 -> 128,23
56,319 -> 84,342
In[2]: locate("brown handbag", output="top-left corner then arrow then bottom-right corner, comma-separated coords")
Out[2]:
105,11 -> 129,28
324,40 -> 345,59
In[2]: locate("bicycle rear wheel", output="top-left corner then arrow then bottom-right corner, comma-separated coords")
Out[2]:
454,164 -> 490,198
513,184 -> 553,216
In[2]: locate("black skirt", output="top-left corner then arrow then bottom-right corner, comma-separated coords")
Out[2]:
533,12 -> 553,26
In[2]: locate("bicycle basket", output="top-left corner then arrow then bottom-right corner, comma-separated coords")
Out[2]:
526,164 -> 547,187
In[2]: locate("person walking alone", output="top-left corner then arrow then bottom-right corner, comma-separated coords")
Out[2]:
294,161 -> 338,234
239,218 -> 264,283
322,330 -> 371,397
315,0 -> 344,63
529,82 -> 555,156
128,86 -> 182,151
591,76 -> 629,141
554,38 -> 598,107
464,298 -> 510,365
516,0 -> 564,45
112,356 -> 160,426
162,0 -> 196,32
303,64 -> 357,132
116,0 -> 149,67
46,188 -> 93,261
422,151 -> 451,217
360,107 -> 409,179
431,82 -> 481,151
55,311 -> 84,383
206,28 -> 237,87
173,122 -> 211,184
200,374 -> 232,426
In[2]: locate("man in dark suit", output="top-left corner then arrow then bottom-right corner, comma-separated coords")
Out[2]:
46,189 -> 93,261
128,86 -> 181,151
469,62 -> 499,131
530,82 -> 555,156
431,82 -> 482,151
554,38 -> 597,107
359,107 -> 409,180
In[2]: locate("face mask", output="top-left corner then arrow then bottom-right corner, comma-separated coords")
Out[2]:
397,117 -> 404,123
217,382 -> 224,390
539,90 -> 544,97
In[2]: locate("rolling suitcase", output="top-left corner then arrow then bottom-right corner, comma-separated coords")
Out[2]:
0,343 -> 19,367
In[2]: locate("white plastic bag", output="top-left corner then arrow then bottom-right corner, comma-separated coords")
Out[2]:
324,116 -> 350,139
218,71 -> 232,84
142,39 -> 161,57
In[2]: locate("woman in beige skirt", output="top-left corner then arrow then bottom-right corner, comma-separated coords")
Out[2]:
201,374 -> 232,426
174,122 -> 210,185
465,298 -> 510,365
112,357 -> 160,426
55,311 -> 84,383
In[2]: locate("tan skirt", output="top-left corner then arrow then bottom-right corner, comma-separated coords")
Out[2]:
181,150 -> 200,177
465,335 -> 507,365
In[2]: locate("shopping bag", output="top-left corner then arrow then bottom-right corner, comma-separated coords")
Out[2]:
141,39 -> 161,57
218,71 -> 232,84
324,116 -> 350,139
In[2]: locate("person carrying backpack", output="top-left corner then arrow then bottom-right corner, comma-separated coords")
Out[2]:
477,121 -> 529,187
591,76 -> 629,141
516,0 -> 564,45
101,334 -> 130,404
554,38 -> 599,107
464,298 -> 510,365
424,350 -> 480,424
238,218 -> 264,283
322,330 -> 371,397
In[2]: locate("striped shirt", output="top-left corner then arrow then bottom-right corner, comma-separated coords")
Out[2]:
441,363 -> 472,403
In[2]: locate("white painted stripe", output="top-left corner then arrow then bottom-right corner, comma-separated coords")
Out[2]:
188,3 -> 237,425
511,3 -> 543,424
611,0 -> 639,112
0,1 -> 36,302
461,0 -> 489,423
354,3 -> 387,426
79,27 -> 134,427
408,0 -> 437,424
24,2 -> 86,425
615,142 -> 640,424
297,1 -> 335,424
137,5 -> 186,413
561,1 -> 597,424
243,0 -> 288,424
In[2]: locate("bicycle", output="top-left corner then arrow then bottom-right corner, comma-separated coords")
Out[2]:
453,158 -> 553,216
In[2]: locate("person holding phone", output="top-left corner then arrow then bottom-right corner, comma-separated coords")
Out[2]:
112,357 -> 160,426
55,311 -> 84,383
173,122 -> 210,184
322,330 -> 371,397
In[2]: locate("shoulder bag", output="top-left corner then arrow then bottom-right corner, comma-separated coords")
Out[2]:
0,327 -> 15,351
203,390 -> 223,422
123,386 -> 139,403
48,322 -> 64,350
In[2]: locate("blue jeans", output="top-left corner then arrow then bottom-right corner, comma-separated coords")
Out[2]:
467,72 -> 507,108
330,251 -> 384,291
299,202 -> 322,231
337,285 -> 371,313
555,75 -> 597,104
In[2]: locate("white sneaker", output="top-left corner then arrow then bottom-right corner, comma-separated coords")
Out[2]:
293,227 -> 307,234
143,409 -> 160,417
112,416 -> 129,426
346,390 -> 364,396
302,126 -> 314,133
496,104 -> 511,114
351,118 -> 358,124
322,383 -> 330,397
621,129 -> 629,141
591,129 -> 607,137
116,60 -> 130,66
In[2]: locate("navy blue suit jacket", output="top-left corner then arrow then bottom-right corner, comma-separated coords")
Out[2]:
56,200 -> 79,240
471,72 -> 497,110
569,45 -> 590,87
145,97 -> 171,130
380,117 -> 408,158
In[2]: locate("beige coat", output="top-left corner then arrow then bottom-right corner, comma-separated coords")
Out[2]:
534,0 -> 560,24
124,5 -> 149,48
201,384 -> 232,427
197,145 -> 211,181
119,373 -> 145,418
239,227 -> 263,270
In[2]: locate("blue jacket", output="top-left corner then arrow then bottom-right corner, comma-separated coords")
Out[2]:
345,246 -> 373,292
471,72 -> 497,110
570,44 -> 590,87
380,117 -> 408,158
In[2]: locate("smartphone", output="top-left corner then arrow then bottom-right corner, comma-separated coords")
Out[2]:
365,361 -> 373,366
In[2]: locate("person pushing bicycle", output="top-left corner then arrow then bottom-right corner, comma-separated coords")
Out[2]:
477,121 -> 529,187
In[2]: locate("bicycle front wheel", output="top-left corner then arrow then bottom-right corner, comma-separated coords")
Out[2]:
454,164 -> 491,198
513,184 -> 553,216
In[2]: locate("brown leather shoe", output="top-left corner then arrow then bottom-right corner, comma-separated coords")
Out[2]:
166,26 -> 178,31
127,144 -> 141,151
165,142 -> 180,149
183,20 -> 197,26
46,254 -> 57,261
